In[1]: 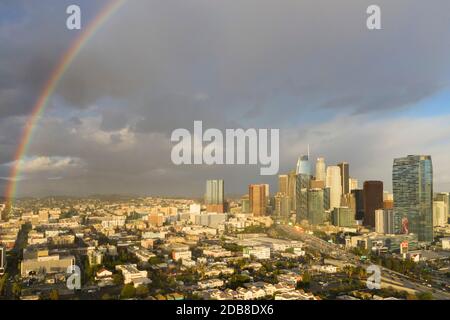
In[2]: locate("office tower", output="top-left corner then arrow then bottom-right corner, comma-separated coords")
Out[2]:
263,184 -> 270,198
433,201 -> 447,227
296,154 -> 312,176
338,162 -> 350,194
0,245 -> 5,275
288,170 -> 297,211
375,209 -> 385,234
296,173 -> 311,223
434,192 -> 449,221
326,166 -> 342,209
331,207 -> 355,227
274,192 -> 291,220
278,175 -> 289,195
351,189 -> 365,221
383,192 -> 394,209
383,192 -> 394,201
315,157 -> 326,182
249,184 -> 267,216
241,195 -> 250,213
393,155 -> 433,242
341,193 -> 356,220
310,180 -> 325,189
363,181 -> 384,228
375,209 -> 397,234
323,187 -> 331,211
205,179 -> 225,213
308,189 -> 325,225
349,178 -> 358,191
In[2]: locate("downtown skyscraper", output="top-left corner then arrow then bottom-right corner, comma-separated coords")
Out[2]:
249,184 -> 268,216
296,152 -> 312,223
363,181 -> 383,228
205,179 -> 225,213
338,162 -> 350,195
393,155 -> 434,242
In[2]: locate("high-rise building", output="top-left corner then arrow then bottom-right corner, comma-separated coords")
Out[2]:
205,180 -> 225,212
263,184 -> 270,199
434,192 -> 449,222
241,195 -> 250,213
315,157 -> 326,182
308,189 -> 325,225
351,189 -> 365,221
331,207 -> 355,227
0,245 -> 5,275
274,192 -> 291,220
296,154 -> 312,176
288,170 -> 297,211
393,155 -> 433,242
310,180 -> 325,189
349,178 -> 358,191
341,193 -> 356,220
326,166 -> 342,209
375,209 -> 385,234
278,175 -> 289,195
363,181 -> 384,228
249,184 -> 267,216
296,174 -> 311,223
323,187 -> 331,211
433,201 -> 447,227
338,162 -> 350,195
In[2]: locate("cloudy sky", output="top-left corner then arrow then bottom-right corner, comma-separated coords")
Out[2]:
1,0 -> 450,198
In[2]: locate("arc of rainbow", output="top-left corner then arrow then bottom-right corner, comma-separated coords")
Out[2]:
4,0 -> 126,204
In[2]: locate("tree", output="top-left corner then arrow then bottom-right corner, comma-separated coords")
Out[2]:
297,271 -> 311,289
136,284 -> 149,298
12,281 -> 22,299
113,273 -> 124,285
49,289 -> 59,300
416,292 -> 433,300
120,283 -> 136,299
101,293 -> 113,300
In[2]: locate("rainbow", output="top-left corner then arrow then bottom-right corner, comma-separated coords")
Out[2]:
4,0 -> 125,203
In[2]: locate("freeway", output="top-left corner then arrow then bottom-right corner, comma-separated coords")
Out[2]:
277,225 -> 450,300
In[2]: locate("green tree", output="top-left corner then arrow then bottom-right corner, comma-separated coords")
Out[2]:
416,292 -> 433,300
101,293 -> 113,300
136,284 -> 149,298
297,271 -> 311,289
12,282 -> 22,299
120,283 -> 136,299
113,273 -> 124,285
49,289 -> 59,300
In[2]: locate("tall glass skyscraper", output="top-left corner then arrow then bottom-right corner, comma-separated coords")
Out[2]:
296,173 -> 311,223
296,155 -> 312,176
393,155 -> 433,242
308,188 -> 325,225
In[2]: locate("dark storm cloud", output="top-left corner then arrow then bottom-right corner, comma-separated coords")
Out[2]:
1,0 -> 450,196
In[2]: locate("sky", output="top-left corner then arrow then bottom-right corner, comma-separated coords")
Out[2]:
1,0 -> 450,198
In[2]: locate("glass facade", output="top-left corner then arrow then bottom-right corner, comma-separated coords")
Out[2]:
296,155 -> 312,176
308,188 -> 325,225
393,155 -> 433,242
296,173 -> 311,223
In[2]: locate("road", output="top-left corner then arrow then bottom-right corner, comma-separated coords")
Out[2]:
3,223 -> 31,299
277,225 -> 450,300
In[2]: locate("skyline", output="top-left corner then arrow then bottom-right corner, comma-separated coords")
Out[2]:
1,0 -> 450,197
